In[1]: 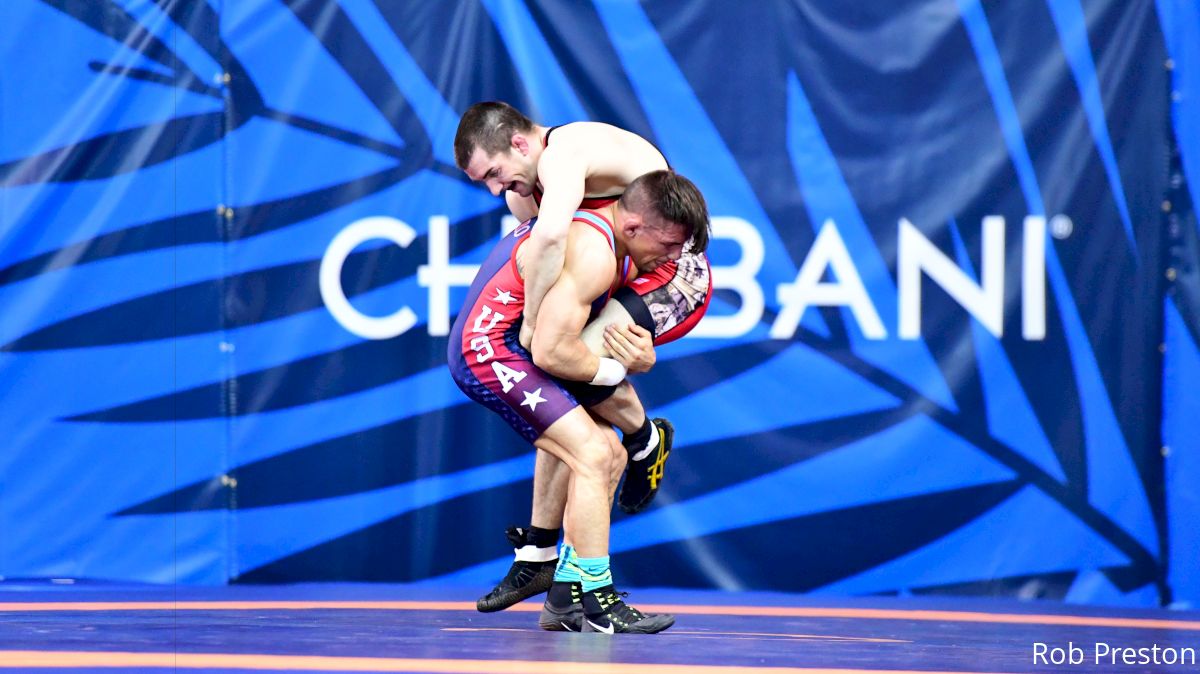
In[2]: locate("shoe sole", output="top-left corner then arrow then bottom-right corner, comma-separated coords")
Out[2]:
538,602 -> 584,632
618,418 -> 675,514
581,613 -> 675,634
475,565 -> 555,613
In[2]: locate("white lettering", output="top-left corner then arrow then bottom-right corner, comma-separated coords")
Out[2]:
469,335 -> 494,363
1033,642 -> 1048,664
771,219 -> 885,339
898,217 -> 1004,339
492,361 -> 527,393
1023,215 -> 1047,340
320,216 -> 418,340
1038,642 -> 1084,665
691,216 -> 764,338
418,215 -> 479,336
1068,642 -> 1083,665
325,213 -> 1052,343
1094,643 -> 1195,665
472,305 -> 505,334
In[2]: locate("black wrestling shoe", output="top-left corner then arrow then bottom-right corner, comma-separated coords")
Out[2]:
581,585 -> 674,634
476,527 -> 556,613
538,581 -> 584,632
618,418 -> 674,514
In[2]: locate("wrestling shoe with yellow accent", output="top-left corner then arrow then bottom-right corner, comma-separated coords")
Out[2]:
618,418 -> 674,514
538,581 -> 584,632
581,585 -> 674,634
476,527 -> 556,613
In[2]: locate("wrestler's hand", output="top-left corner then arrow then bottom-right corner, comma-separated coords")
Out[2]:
519,319 -> 535,351
603,323 -> 656,374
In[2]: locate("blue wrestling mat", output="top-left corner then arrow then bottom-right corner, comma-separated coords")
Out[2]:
1,582 -> 1198,673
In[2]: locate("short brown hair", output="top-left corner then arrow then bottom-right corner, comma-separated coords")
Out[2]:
620,170 -> 710,253
454,102 -> 536,169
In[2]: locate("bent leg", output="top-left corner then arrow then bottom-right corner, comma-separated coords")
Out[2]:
586,411 -> 627,503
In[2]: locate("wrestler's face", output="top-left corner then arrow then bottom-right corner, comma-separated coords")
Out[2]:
464,140 -> 537,198
628,221 -> 688,272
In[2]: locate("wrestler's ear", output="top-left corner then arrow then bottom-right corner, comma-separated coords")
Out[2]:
511,133 -> 530,155
622,213 -> 643,237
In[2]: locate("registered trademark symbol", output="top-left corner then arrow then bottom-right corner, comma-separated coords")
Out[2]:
1050,215 -> 1073,239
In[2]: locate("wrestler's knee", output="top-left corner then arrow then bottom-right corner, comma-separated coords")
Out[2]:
570,428 -> 614,483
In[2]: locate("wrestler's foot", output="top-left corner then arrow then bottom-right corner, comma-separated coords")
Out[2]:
581,585 -> 674,634
538,581 -> 584,632
476,527 -> 556,612
618,418 -> 674,514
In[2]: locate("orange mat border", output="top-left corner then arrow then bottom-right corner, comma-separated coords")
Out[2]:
1,601 -> 1197,631
0,650 -> 1013,674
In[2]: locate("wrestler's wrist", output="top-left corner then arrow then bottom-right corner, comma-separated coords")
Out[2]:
590,357 -> 627,386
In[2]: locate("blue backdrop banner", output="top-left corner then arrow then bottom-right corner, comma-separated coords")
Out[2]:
0,0 -> 1194,607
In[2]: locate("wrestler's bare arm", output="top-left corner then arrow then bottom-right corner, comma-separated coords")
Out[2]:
518,151 -> 587,337
508,190 -> 655,375
528,225 -> 617,382
518,123 -> 667,329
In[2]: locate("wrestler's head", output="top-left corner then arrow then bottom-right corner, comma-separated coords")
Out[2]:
617,171 -> 710,272
455,102 -> 540,198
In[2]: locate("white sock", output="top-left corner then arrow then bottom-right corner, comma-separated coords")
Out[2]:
514,544 -> 558,563
631,422 -> 660,462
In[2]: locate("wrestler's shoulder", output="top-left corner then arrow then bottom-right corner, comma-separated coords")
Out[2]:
547,122 -> 648,151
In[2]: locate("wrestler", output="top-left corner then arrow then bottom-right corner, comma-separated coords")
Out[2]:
454,103 -> 713,613
448,171 -> 708,633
